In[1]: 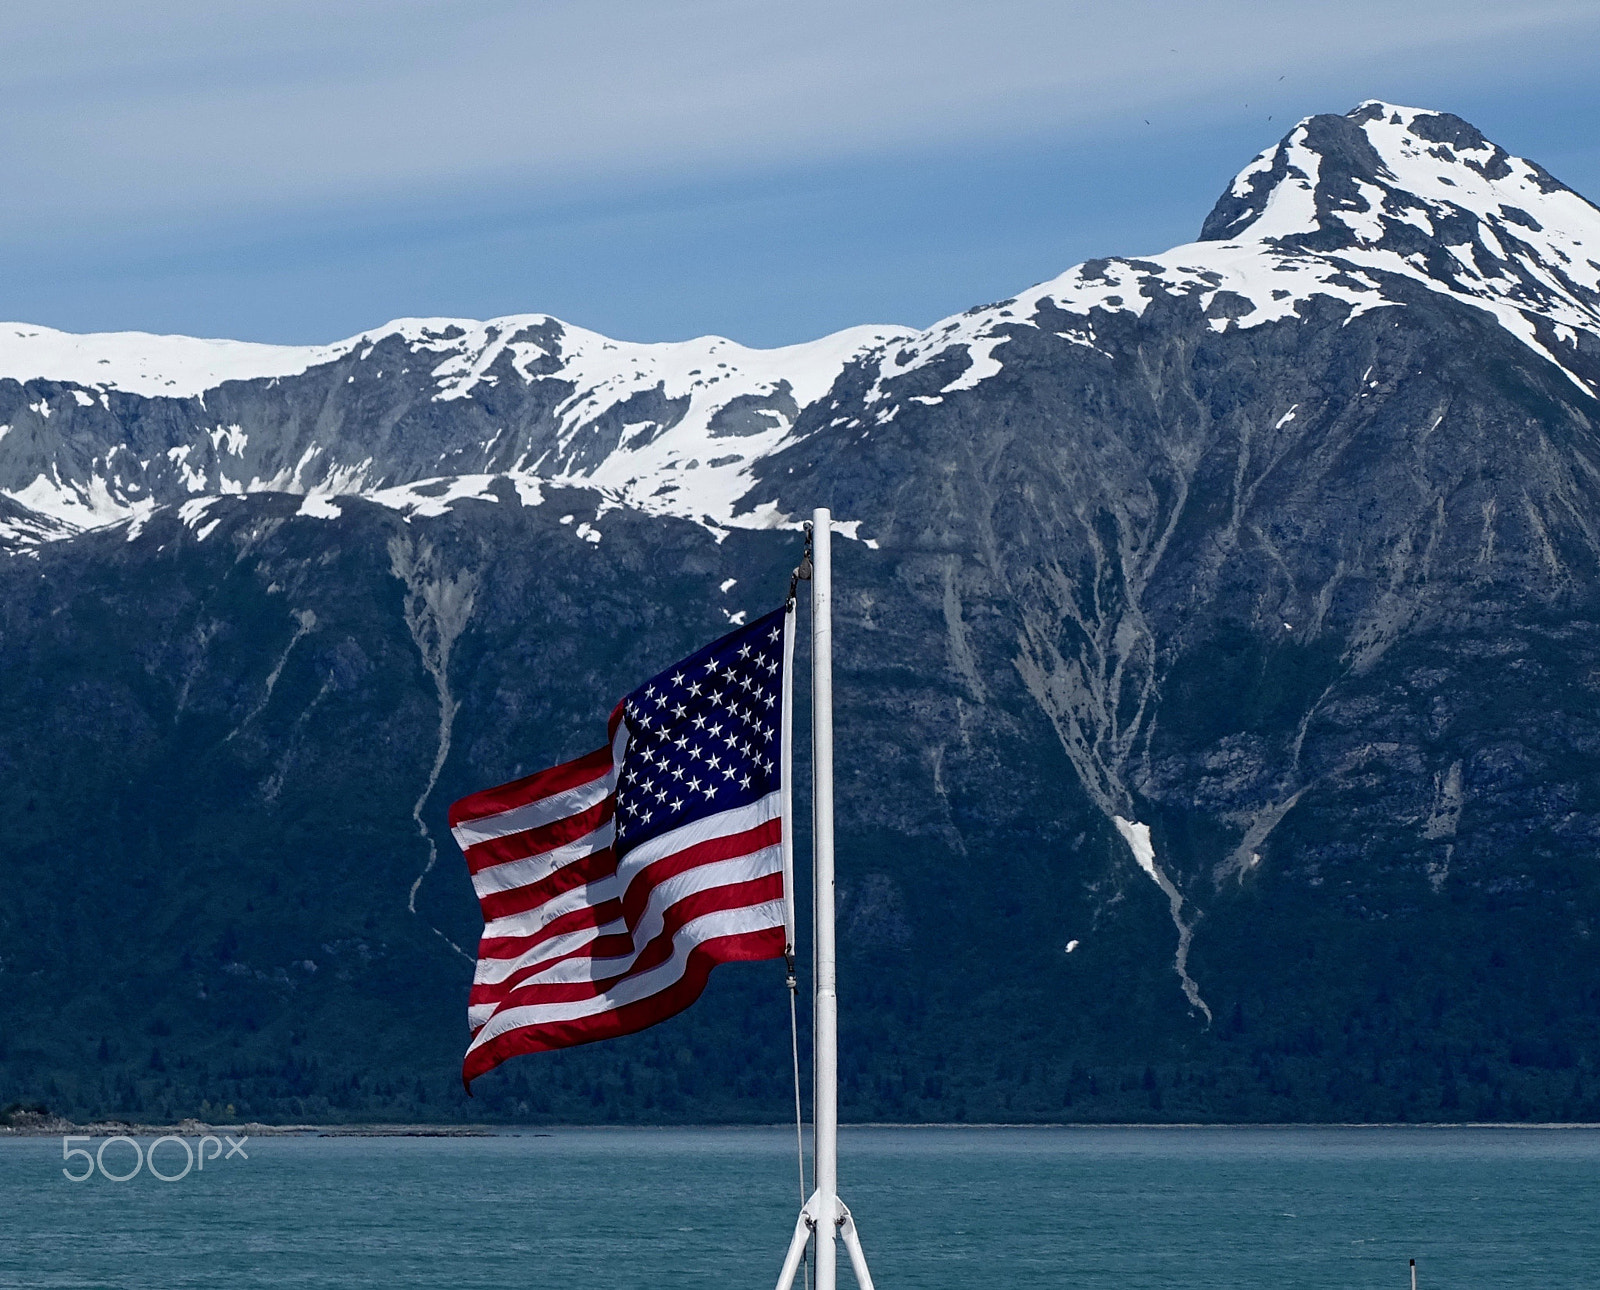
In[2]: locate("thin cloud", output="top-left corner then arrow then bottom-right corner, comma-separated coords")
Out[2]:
2,0 -> 1597,237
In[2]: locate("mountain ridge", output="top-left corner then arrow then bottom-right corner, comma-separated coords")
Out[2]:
3,102 -> 1597,554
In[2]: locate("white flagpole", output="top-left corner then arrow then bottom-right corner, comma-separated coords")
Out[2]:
776,509 -> 874,1290
810,507 -> 839,1290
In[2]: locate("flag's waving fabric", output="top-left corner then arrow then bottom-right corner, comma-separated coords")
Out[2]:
450,607 -> 790,1087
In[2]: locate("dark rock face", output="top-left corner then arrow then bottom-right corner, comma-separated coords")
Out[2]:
4,102 -> 1600,1124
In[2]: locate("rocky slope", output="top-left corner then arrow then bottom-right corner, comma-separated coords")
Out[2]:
4,102 -> 1600,1124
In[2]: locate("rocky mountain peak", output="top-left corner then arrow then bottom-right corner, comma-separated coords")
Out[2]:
1199,102 -> 1600,342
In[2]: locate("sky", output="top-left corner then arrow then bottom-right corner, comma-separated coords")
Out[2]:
3,0 -> 1600,348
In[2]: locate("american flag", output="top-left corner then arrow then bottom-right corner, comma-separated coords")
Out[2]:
450,606 -> 792,1087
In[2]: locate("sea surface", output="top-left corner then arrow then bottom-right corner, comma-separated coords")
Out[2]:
0,1126 -> 1595,1288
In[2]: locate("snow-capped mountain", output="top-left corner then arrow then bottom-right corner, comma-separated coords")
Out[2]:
3,102 -> 1597,553
0,316 -> 911,547
845,101 -> 1600,424
6,103 -> 1600,1128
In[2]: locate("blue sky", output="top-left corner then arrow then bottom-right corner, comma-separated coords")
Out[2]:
4,1 -> 1599,347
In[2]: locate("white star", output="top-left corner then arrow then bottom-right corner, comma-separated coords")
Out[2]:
704,660 -> 719,673
724,732 -> 739,748
689,744 -> 703,760
671,765 -> 685,781
655,692 -> 668,706
693,714 -> 707,730
722,666 -> 737,681
671,672 -> 685,685
640,810 -> 653,824
655,789 -> 668,803
688,777 -> 702,792
723,766 -> 737,780
672,703 -> 687,718
646,684 -> 657,697
740,774 -> 752,789
674,735 -> 689,750
707,754 -> 721,770
688,682 -> 702,697
671,797 -> 684,811
763,693 -> 776,709
709,722 -> 723,737
704,783 -> 717,799
738,644 -> 751,659
710,690 -> 724,706
762,758 -> 774,773
768,627 -> 781,642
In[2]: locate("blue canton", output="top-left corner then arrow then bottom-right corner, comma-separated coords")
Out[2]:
614,607 -> 787,858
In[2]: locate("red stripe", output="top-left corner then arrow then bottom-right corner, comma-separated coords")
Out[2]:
469,929 -> 637,1010
474,816 -> 776,930
469,860 -> 779,1010
488,874 -> 783,1008
463,800 -> 614,876
448,744 -> 613,829
618,818 -> 779,928
476,846 -> 617,923
478,895 -> 625,967
470,818 -> 780,1002
462,925 -> 785,1087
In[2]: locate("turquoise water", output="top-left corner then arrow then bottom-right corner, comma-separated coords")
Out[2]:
1,1126 -> 1595,1288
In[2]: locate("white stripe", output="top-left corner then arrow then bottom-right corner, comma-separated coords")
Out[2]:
615,791 -> 778,883
479,791 -> 779,940
453,724 -> 629,849
469,821 -> 614,899
480,875 -> 620,945
451,771 -> 614,849
473,840 -> 778,988
473,918 -> 626,986
511,846 -> 781,987
466,901 -> 786,1051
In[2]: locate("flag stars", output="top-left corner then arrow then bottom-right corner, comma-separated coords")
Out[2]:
616,609 -> 787,848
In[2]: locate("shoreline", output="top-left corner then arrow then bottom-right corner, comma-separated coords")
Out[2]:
5,1119 -> 1600,1138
